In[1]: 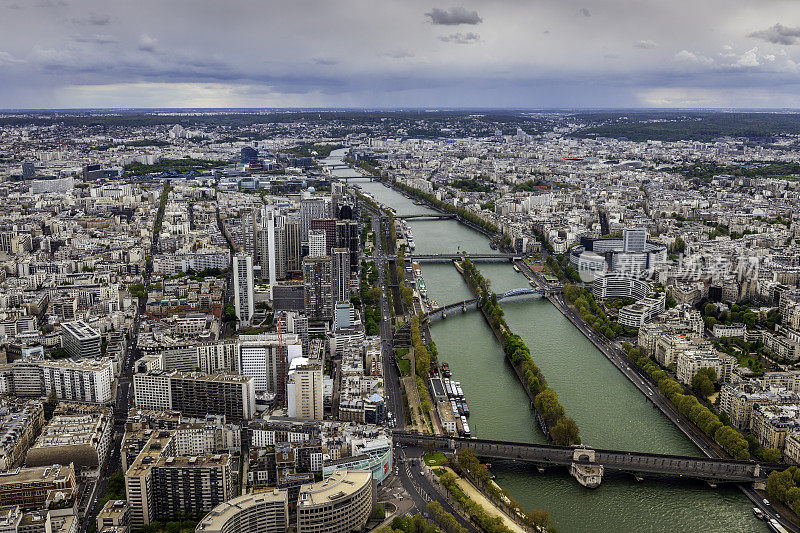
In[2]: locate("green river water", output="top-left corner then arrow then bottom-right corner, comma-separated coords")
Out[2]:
331,151 -> 764,532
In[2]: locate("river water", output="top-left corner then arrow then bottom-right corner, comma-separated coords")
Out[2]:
326,150 -> 764,532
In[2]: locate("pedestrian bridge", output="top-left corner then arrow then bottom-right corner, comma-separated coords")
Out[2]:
393,432 -> 777,486
425,288 -> 545,322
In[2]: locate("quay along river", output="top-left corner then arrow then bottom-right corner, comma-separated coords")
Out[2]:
325,149 -> 765,532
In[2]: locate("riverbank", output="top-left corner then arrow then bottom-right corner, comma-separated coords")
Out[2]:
456,259 -> 579,446
340,155 -> 768,533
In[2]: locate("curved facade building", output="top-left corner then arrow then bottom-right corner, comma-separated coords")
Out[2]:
572,229 -> 667,277
196,490 -> 288,533
297,469 -> 374,533
592,273 -> 651,300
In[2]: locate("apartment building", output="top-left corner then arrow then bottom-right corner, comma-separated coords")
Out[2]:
134,370 -> 256,422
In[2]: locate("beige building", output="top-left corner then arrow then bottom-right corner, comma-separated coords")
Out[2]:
676,350 -> 737,386
195,490 -> 289,533
751,404 -> 800,452
96,500 -> 130,533
26,405 -> 112,469
296,469 -> 375,533
719,382 -> 800,432
0,400 -> 45,471
287,360 -> 323,421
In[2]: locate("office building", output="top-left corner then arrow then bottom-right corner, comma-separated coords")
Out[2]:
302,257 -> 333,321
300,199 -> 328,241
307,230 -> 326,258
296,469 -> 374,533
623,227 -> 648,252
310,218 -> 337,256
241,147 -> 259,164
332,248 -> 351,304
233,254 -> 255,327
285,219 -> 302,274
336,220 -> 360,274
21,162 -> 35,180
61,320 -> 102,359
196,491 -> 289,533
272,283 -> 305,313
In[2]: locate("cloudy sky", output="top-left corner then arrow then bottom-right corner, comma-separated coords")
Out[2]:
1,0 -> 800,109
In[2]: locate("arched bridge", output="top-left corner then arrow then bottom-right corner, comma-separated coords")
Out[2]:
425,288 -> 545,322
393,432 -> 777,486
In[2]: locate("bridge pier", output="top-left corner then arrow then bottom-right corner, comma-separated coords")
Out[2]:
570,448 -> 603,489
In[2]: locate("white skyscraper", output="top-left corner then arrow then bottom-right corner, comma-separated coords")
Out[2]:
623,227 -> 648,252
308,229 -> 326,258
238,334 -> 302,394
233,254 -> 254,327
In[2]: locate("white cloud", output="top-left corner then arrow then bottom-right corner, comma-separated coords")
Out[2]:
674,49 -> 713,65
138,34 -> 158,53
633,40 -> 657,49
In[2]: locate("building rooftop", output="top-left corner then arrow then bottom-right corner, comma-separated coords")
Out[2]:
297,469 -> 371,507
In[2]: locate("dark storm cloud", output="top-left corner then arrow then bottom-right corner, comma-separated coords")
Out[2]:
438,32 -> 480,44
2,0 -> 800,108
426,7 -> 482,25
749,23 -> 800,45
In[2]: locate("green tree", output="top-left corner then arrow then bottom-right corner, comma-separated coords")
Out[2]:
550,416 -> 581,446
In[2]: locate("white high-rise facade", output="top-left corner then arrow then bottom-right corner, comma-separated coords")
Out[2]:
237,334 -> 303,393
623,227 -> 648,253
233,254 -> 254,327
308,230 -> 326,258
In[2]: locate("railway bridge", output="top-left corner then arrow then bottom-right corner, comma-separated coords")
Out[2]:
392,432 -> 777,487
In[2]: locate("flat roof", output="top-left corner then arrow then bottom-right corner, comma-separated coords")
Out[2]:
297,469 -> 371,507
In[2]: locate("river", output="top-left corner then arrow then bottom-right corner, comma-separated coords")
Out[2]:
325,149 -> 764,532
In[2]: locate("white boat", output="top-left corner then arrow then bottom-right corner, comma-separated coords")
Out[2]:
513,264 -> 520,272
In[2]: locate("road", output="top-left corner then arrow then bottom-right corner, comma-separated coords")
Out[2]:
361,202 -> 404,429
394,444 -> 479,532
81,186 -> 163,531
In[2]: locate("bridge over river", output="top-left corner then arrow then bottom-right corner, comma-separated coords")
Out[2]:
393,253 -> 521,263
393,432 -> 779,487
425,287 -> 546,322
